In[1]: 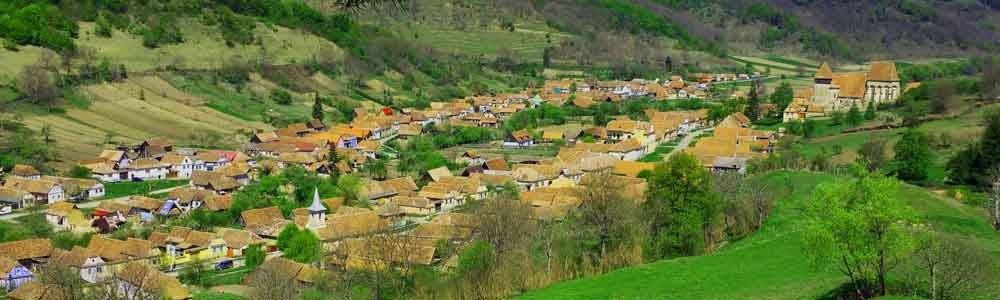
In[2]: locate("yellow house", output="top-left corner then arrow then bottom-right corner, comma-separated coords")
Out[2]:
148,227 -> 227,266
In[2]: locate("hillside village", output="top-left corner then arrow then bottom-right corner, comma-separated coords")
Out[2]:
2,1 -> 1000,299
0,69 -> 795,298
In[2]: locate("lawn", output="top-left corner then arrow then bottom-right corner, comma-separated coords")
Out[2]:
200,266 -> 254,287
518,171 -> 1000,299
192,292 -> 244,300
102,179 -> 189,199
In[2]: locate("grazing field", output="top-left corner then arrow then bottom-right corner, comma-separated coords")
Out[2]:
20,76 -> 269,166
519,171 -> 1000,300
102,179 -> 190,199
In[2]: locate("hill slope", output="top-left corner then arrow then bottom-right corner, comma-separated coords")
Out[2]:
519,171 -> 1000,300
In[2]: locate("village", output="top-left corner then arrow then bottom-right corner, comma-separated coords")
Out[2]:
0,61 -> 906,299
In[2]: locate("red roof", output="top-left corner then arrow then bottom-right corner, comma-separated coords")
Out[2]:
382,107 -> 393,116
294,142 -> 317,152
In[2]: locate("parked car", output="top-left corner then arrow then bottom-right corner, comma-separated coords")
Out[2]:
215,259 -> 233,271
0,205 -> 11,215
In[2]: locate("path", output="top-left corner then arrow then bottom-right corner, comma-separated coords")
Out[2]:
0,185 -> 188,221
666,127 -> 711,158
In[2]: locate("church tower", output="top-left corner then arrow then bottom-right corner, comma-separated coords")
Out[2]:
812,62 -> 838,112
307,188 -> 327,230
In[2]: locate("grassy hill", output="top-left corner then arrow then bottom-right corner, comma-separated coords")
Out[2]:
518,171 -> 1000,300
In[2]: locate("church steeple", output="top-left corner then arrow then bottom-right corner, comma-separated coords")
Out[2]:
307,188 -> 327,229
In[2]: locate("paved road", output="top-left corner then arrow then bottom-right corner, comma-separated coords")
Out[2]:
666,127 -> 712,158
0,185 -> 188,221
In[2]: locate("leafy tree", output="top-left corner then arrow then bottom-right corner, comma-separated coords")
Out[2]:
245,244 -> 265,268
276,224 -> 300,251
271,89 -> 293,105
283,229 -> 322,263
847,103 -> 863,126
948,109 -> 1000,186
802,172 -> 915,298
902,100 -> 929,127
644,153 -> 722,258
770,82 -> 794,113
893,129 -> 932,181
456,240 -> 494,277
179,256 -> 207,286
95,14 -> 113,38
68,165 -> 92,179
0,155 -> 15,173
929,80 -> 956,114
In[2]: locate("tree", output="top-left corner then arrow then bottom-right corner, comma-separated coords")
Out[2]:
902,100 -> 929,127
178,256 -> 207,286
276,224 -> 300,251
929,80 -> 957,114
905,232 -> 999,300
864,102 -> 877,120
245,244 -> 265,268
17,64 -> 58,109
893,129 -> 932,181
568,174 -> 645,264
95,14 -> 113,38
477,191 -> 535,259
984,57 -> 1000,100
67,165 -> 92,179
847,103 -> 863,126
328,147 -> 341,178
802,172 -> 915,298
35,259 -> 89,300
286,229 -> 322,263
744,80 -> 762,121
312,93 -> 324,121
858,137 -> 888,172
770,81 -> 794,113
645,153 -> 723,258
271,89 -> 293,105
542,47 -> 551,68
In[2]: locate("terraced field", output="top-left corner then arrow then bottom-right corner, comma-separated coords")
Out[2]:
21,76 -> 269,165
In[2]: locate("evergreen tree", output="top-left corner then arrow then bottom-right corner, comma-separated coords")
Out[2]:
770,82 -> 794,113
847,103 -> 863,126
864,102 -> 877,120
744,81 -> 761,122
542,47 -> 551,69
312,93 -> 324,121
328,147 -> 341,178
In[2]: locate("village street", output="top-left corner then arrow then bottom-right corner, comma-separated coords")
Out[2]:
668,127 -> 712,158
0,185 -> 189,221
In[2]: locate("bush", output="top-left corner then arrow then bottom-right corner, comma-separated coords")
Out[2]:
270,90 -> 293,105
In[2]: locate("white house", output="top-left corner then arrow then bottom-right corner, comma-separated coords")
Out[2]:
160,153 -> 194,179
127,159 -> 169,181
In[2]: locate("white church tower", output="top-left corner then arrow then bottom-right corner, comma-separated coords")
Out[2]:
307,188 -> 327,230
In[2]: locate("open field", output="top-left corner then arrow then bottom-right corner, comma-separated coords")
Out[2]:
20,76 -> 269,166
0,19 -> 341,77
520,171 -> 1000,299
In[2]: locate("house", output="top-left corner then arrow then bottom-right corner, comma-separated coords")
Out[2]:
458,150 -> 485,166
512,164 -> 562,191
612,161 -> 655,178
128,158 -> 169,181
238,206 -> 291,238
504,130 -> 534,148
0,256 -> 32,292
160,153 -> 194,179
426,167 -> 453,182
245,257 -> 319,287
605,119 -> 654,144
148,227 -> 226,266
0,187 -> 35,210
216,228 -> 266,257
43,176 -> 104,200
11,165 -> 40,180
165,188 -> 216,213
45,202 -> 88,232
315,208 -> 389,241
51,246 -> 106,283
137,139 -> 173,158
2,178 -> 64,205
482,158 -> 510,175
113,262 -> 190,300
190,171 -> 241,194
193,152 -> 228,171
0,239 -> 53,270
251,131 -> 280,144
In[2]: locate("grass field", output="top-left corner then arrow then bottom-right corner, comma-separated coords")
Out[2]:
519,171 -> 1000,299
19,76 -> 268,166
192,292 -> 244,300
102,179 -> 189,199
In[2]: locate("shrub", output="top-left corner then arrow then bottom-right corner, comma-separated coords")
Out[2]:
271,90 -> 293,105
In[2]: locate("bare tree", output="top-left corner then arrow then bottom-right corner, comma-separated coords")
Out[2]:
990,171 -> 1000,230
16,64 -> 59,108
35,261 -> 90,300
249,266 -> 298,300
907,233 -> 999,300
478,191 -> 534,260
